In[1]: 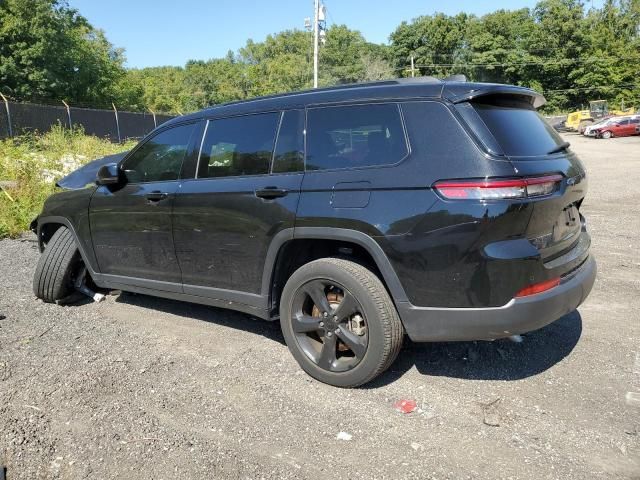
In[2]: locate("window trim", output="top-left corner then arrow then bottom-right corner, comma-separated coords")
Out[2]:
270,109 -> 306,175
269,111 -> 285,175
303,102 -> 411,173
194,110 -> 282,181
119,120 -> 200,185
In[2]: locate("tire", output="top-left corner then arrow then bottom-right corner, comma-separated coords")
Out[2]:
601,130 -> 612,139
33,226 -> 82,303
280,258 -> 404,387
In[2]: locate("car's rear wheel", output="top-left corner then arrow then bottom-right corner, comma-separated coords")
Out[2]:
601,130 -> 612,139
280,258 -> 403,387
33,226 -> 83,303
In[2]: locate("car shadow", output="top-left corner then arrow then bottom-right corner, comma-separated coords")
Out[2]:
112,292 -> 582,386
114,291 -> 286,345
367,310 -> 583,388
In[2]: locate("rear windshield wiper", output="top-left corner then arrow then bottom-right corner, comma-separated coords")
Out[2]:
547,141 -> 570,154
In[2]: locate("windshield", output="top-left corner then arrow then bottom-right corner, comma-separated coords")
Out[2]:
597,118 -> 620,127
471,102 -> 565,157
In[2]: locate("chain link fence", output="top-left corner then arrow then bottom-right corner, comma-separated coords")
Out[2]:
0,96 -> 174,142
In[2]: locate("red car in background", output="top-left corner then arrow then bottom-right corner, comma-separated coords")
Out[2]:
593,116 -> 640,138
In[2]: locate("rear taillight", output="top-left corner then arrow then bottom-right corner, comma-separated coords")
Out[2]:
433,175 -> 563,200
515,277 -> 560,298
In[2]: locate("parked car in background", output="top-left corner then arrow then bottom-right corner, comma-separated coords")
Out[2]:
564,100 -> 635,133
583,117 -> 617,137
593,115 -> 640,139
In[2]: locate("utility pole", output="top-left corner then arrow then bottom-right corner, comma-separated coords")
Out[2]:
313,0 -> 319,88
410,55 -> 416,78
307,0 -> 325,88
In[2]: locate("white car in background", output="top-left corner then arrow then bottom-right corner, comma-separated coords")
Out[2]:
584,117 -> 618,137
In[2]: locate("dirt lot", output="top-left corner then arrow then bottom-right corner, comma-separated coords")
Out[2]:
1,134 -> 639,479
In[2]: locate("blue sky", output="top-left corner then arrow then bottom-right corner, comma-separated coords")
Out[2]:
68,0 -> 603,69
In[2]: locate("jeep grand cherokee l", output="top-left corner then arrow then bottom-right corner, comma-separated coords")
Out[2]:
31,78 -> 596,387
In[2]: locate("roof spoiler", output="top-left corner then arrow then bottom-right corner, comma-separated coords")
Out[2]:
443,84 -> 546,109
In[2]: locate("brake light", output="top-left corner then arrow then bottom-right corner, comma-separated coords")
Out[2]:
434,175 -> 563,200
515,277 -> 560,298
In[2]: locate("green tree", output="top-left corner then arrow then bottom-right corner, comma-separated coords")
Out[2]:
389,13 -> 470,77
124,67 -> 186,113
239,29 -> 313,96
464,9 -> 535,84
0,0 -> 128,107
571,0 -> 640,109
522,0 -> 589,110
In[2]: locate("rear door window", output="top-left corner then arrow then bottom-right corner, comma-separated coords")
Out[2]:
466,100 -> 566,157
198,113 -> 279,178
306,103 -> 408,170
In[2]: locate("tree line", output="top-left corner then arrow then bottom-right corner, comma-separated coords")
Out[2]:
1,0 -> 638,113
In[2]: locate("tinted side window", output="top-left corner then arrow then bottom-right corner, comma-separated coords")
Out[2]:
122,123 -> 195,183
198,113 -> 279,178
306,104 -> 407,170
272,110 -> 304,173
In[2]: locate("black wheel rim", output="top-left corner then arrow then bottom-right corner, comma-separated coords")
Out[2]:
290,279 -> 369,373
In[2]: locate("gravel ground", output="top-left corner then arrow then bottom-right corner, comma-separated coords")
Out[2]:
1,134 -> 639,480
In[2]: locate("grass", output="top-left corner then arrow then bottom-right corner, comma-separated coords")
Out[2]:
0,125 -> 136,239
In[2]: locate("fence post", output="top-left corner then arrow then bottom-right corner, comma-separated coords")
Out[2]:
149,108 -> 157,128
112,102 -> 121,143
0,92 -> 13,138
61,100 -> 72,129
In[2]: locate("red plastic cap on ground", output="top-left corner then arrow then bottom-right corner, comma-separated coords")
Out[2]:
393,399 -> 417,414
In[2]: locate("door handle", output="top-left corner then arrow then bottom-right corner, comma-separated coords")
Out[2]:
146,191 -> 169,202
255,187 -> 288,199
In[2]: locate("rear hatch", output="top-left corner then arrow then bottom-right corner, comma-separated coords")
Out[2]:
453,93 -> 588,269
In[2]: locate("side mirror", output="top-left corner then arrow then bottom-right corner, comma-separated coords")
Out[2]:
96,163 -> 121,186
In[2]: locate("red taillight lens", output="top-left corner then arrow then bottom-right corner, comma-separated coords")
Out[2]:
515,277 -> 560,298
434,175 -> 563,200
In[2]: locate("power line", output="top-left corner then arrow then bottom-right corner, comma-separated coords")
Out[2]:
322,0 -> 337,26
399,46 -> 615,58
395,55 -> 638,71
543,84 -> 639,93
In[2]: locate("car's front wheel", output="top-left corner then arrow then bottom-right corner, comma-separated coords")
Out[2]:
280,258 -> 404,387
601,130 -> 612,139
33,226 -> 83,303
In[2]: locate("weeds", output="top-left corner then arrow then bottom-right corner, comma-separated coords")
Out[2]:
0,125 -> 135,238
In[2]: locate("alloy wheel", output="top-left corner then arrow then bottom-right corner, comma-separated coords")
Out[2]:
290,279 -> 368,372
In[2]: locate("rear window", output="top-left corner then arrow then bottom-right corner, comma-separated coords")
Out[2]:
198,113 -> 279,178
469,101 -> 565,157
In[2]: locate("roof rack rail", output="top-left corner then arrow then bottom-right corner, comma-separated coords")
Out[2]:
394,76 -> 441,84
443,74 -> 467,82
204,76 -> 448,111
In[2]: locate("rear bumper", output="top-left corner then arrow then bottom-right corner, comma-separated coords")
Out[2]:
397,255 -> 596,342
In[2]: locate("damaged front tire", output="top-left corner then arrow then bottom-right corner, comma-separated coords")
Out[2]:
33,226 -> 83,303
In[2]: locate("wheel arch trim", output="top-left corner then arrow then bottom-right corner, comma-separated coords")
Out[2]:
36,216 -> 99,276
261,227 -> 409,303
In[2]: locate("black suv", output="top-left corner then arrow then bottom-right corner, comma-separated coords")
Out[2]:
32,78 -> 596,387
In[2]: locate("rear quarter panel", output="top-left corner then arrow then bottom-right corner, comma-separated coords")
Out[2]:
296,101 -> 520,308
